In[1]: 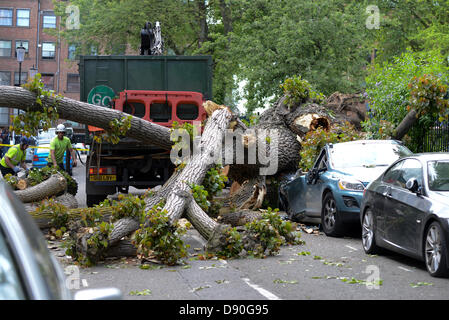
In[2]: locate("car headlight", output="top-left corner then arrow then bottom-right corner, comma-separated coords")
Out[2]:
338,179 -> 365,191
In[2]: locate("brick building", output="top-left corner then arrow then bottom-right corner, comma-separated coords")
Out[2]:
0,0 -> 81,130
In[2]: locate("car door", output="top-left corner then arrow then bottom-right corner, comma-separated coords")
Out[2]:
304,149 -> 328,218
383,159 -> 424,253
377,160 -> 404,240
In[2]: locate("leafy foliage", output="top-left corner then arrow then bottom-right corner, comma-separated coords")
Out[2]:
231,0 -> 371,113
280,75 -> 325,107
407,74 -> 449,120
11,74 -> 61,137
244,208 -> 302,258
299,123 -> 363,171
189,165 -> 227,215
133,202 -> 189,266
27,166 -> 78,196
363,50 -> 449,151
216,227 -> 244,259
93,115 -> 132,144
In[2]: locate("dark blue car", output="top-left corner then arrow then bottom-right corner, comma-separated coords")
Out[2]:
280,140 -> 413,237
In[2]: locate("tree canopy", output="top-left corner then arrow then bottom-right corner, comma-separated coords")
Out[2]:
52,0 -> 448,114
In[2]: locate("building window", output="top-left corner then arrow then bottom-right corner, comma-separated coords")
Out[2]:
41,73 -> 54,91
67,73 -> 80,92
68,44 -> 76,60
43,13 -> 56,29
0,40 -> 11,57
0,71 -> 11,85
0,9 -> 13,26
16,9 -> 30,27
15,40 -> 29,58
14,72 -> 27,86
42,42 -> 55,59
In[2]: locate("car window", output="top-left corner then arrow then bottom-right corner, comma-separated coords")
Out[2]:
398,159 -> 423,189
0,228 -> 26,299
382,160 -> 404,187
428,161 -> 449,191
330,143 -> 412,169
313,149 -> 327,170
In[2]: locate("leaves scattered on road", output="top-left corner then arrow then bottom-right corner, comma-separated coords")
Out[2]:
129,289 -> 152,296
410,282 -> 433,288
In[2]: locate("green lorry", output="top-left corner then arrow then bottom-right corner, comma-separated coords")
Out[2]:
79,55 -> 213,206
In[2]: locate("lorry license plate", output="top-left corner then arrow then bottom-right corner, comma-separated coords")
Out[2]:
89,175 -> 116,182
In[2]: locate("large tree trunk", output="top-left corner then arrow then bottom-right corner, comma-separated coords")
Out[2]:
393,109 -> 418,140
162,106 -> 233,224
0,86 -> 173,150
14,173 -> 67,203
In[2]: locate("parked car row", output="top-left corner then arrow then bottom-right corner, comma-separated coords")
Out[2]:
280,140 -> 449,277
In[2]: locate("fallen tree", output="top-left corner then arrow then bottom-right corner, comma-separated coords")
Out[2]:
0,82 -> 368,265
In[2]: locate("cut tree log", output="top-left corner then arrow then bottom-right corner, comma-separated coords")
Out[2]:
24,192 -> 78,213
14,173 -> 67,203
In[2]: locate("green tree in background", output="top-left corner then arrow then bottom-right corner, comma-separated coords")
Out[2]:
363,49 -> 449,151
373,0 -> 449,63
228,0 -> 372,113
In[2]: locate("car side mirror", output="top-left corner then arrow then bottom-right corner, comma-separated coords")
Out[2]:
406,178 -> 421,194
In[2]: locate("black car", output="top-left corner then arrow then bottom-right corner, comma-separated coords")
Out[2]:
360,153 -> 449,277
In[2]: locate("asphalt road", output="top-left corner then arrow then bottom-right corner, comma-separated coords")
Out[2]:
54,156 -> 449,301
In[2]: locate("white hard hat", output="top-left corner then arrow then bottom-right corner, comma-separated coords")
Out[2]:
56,124 -> 66,133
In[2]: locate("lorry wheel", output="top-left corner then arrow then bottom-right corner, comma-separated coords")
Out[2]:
86,194 -> 107,207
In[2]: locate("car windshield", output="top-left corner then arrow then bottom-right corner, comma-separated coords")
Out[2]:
428,161 -> 449,192
37,129 -> 56,144
330,142 -> 412,169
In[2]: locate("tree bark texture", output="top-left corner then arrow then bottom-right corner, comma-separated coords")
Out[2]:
162,107 -> 233,224
14,173 -> 67,203
393,109 -> 418,140
0,86 -> 173,150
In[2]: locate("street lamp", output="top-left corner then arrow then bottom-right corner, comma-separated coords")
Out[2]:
16,43 -> 26,86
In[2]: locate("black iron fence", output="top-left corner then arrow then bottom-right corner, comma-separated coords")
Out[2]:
417,117 -> 449,153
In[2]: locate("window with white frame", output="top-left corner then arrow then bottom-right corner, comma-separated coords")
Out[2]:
0,40 -> 11,57
42,42 -> 55,59
0,9 -> 12,26
16,9 -> 30,27
42,12 -> 56,29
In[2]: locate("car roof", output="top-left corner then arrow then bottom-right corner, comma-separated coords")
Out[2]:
327,139 -> 402,147
405,153 -> 449,161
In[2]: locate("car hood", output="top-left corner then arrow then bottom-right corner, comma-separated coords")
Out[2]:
332,166 -> 387,185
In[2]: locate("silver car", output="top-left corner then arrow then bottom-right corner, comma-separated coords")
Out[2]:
0,179 -> 121,299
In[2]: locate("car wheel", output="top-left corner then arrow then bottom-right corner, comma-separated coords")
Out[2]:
321,192 -> 344,237
362,209 -> 380,254
424,221 -> 449,278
